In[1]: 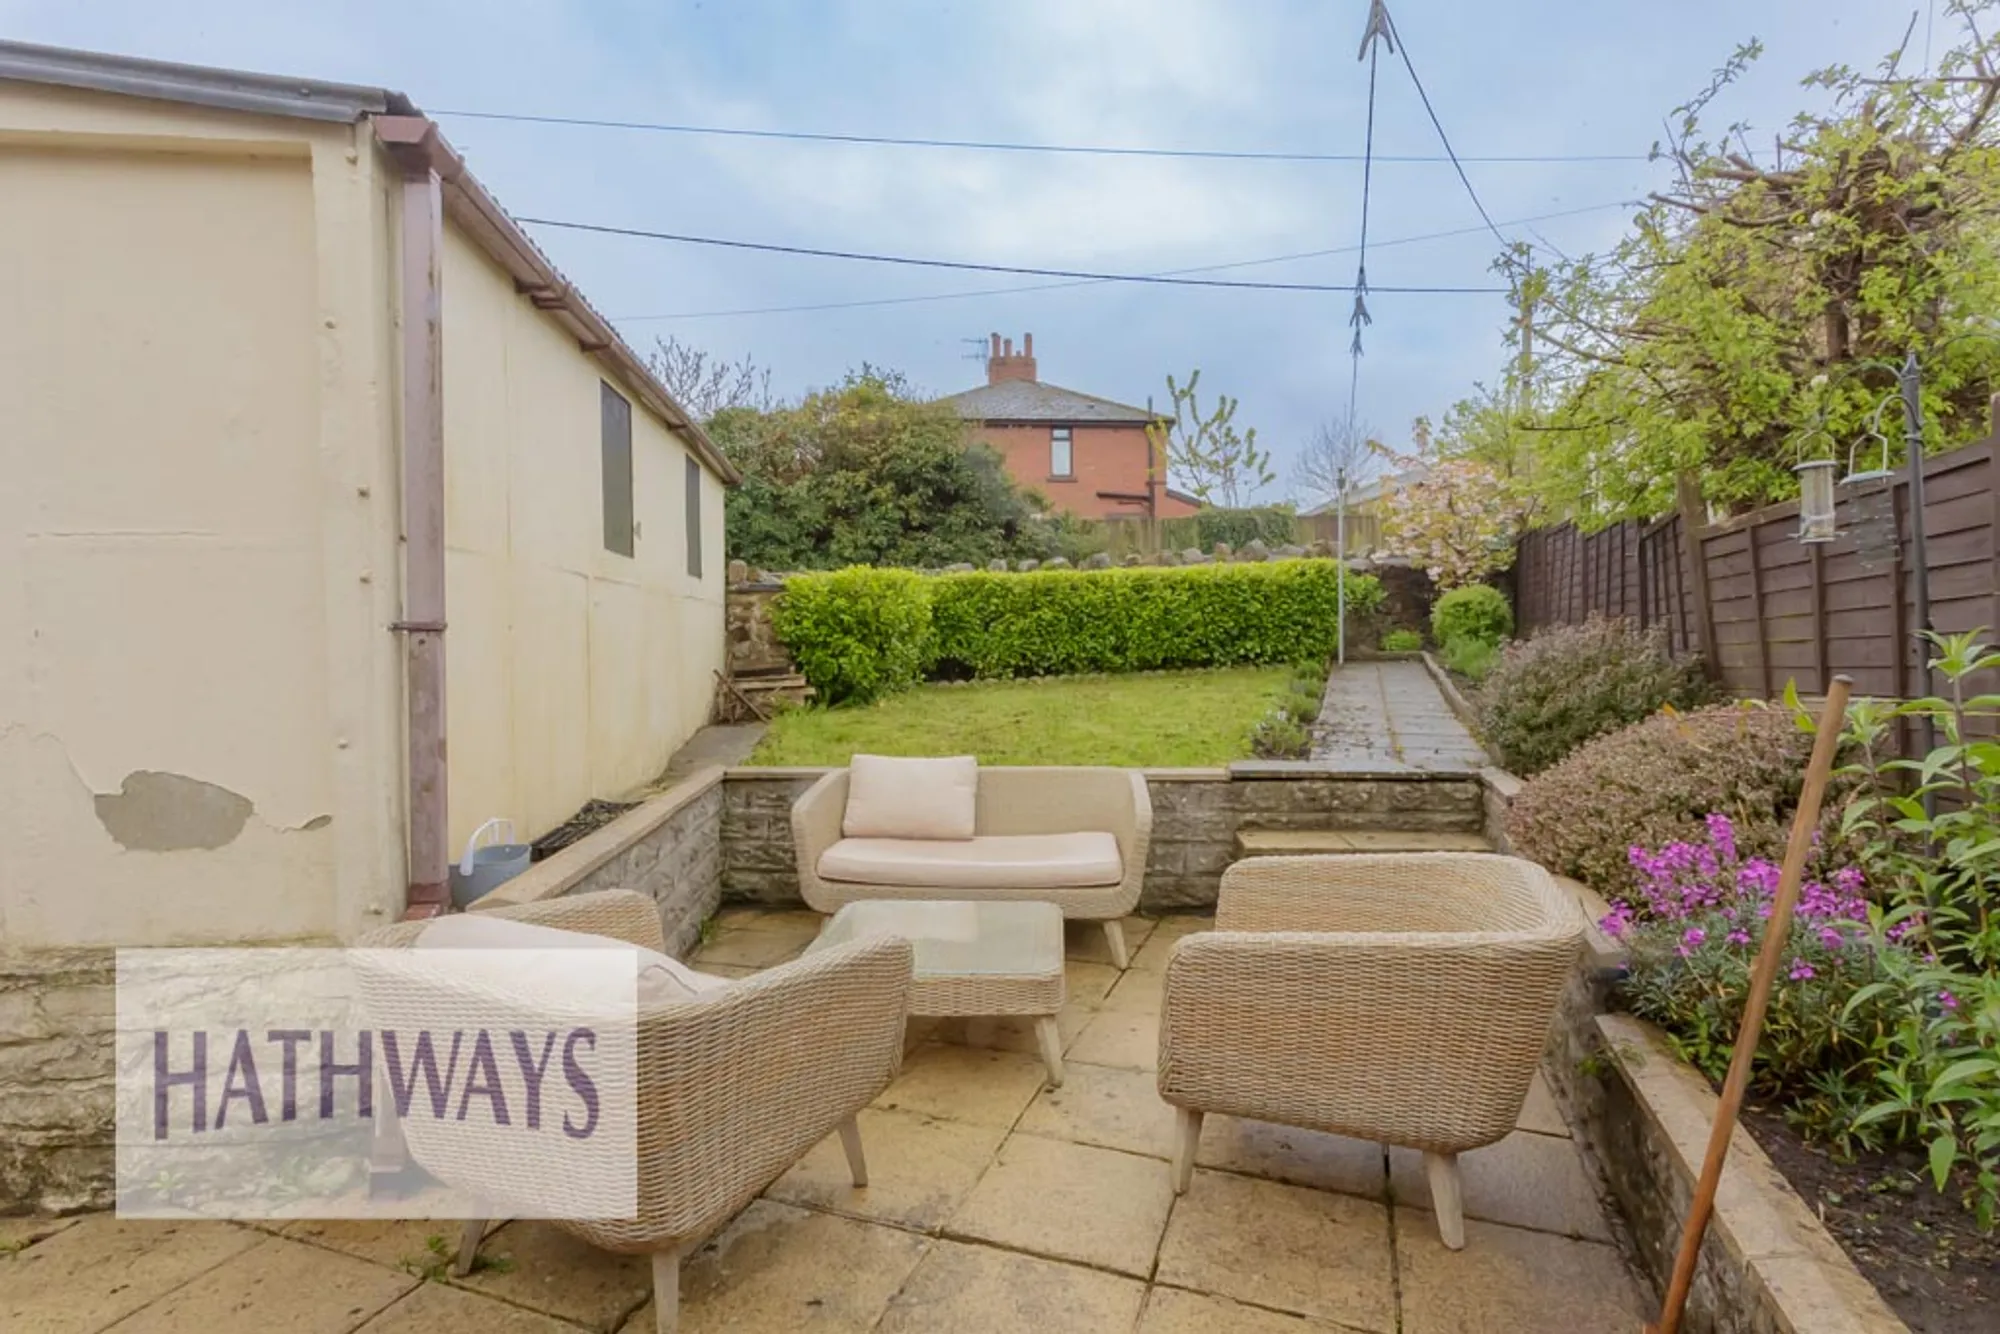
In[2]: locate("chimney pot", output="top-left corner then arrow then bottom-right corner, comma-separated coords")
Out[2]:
990,332 -> 1001,358
1023,332 -> 1033,356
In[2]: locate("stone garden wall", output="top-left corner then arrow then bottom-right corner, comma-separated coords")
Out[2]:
721,765 -> 1485,912
0,950 -> 116,1214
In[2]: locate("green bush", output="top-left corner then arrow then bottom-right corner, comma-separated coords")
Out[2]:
928,561 -> 1382,679
771,568 -> 933,705
1380,628 -> 1424,653
1249,711 -> 1312,759
1507,701 -> 1831,892
1477,616 -> 1713,775
1438,634 -> 1498,682
1430,584 -> 1513,648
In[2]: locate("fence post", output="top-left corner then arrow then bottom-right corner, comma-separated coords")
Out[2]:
1675,473 -> 1720,680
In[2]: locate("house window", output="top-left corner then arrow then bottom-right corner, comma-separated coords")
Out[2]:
685,456 -> 704,578
601,382 -> 634,556
1050,427 -> 1073,479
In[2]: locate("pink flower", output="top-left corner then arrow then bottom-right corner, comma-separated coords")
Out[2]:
1939,990 -> 1960,1012
1726,929 -> 1752,946
1817,925 -> 1846,950
1599,904 -> 1635,940
1683,927 -> 1707,948
1787,959 -> 1816,981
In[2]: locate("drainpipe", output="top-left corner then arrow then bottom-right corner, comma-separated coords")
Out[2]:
376,116 -> 449,920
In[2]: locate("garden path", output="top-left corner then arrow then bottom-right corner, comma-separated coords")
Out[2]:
1311,660 -> 1489,772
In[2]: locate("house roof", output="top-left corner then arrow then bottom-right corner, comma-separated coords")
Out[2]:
940,379 -> 1158,425
0,40 -> 740,486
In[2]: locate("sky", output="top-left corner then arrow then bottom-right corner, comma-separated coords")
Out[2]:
2,0 -> 1935,503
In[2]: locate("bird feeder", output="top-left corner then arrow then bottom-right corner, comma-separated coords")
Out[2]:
1795,458 -> 1839,544
1843,400 -> 1896,485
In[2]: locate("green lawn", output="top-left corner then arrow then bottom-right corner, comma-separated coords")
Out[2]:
747,666 -> 1293,767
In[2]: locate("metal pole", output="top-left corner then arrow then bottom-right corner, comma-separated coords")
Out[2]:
1900,351 -> 1936,767
1336,468 -> 1349,666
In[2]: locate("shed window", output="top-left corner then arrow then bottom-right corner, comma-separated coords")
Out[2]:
1050,427 -> 1073,479
601,382 -> 633,556
685,456 -> 704,578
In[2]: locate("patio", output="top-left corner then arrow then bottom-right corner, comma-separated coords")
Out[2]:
2,908 -> 1649,1334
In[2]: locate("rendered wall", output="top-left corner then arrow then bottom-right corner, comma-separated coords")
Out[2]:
0,85 -> 407,950
441,227 -> 726,851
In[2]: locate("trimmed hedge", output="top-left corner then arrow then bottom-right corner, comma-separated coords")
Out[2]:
769,567 -> 932,705
775,560 -> 1384,700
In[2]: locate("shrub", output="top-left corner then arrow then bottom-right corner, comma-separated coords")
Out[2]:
1249,712 -> 1311,759
927,561 -> 1383,679
1477,616 -> 1713,775
1508,701 -> 1830,893
1438,634 -> 1498,682
771,567 -> 933,705
1380,628 -> 1424,653
1606,815 -> 1885,1096
1430,584 -> 1512,648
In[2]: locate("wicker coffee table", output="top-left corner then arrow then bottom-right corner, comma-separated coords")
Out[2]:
809,899 -> 1068,1085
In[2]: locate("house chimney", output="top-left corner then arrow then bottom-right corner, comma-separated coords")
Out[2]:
987,331 -> 1039,385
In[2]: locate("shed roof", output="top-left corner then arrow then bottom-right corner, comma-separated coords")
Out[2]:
940,379 -> 1158,425
0,39 -> 739,485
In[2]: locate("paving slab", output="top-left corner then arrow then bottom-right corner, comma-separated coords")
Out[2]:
102,1234 -> 416,1334
1064,1008 -> 1159,1071
1310,661 -> 1487,771
1017,1062 -> 1179,1159
1389,1131 -> 1615,1242
356,1282 -> 586,1334
1516,1071 -> 1570,1138
946,1135 -> 1174,1277
671,1200 -> 927,1333
450,1220 -> 651,1329
874,1239 -> 1145,1334
1096,963 -> 1165,1013
1394,1209 -> 1649,1333
872,1044 -> 1052,1128
280,1218 -> 456,1272
0,1217 -> 262,1334
766,1106 -> 1007,1232
1064,916 -> 1157,966
1138,1285 -> 1368,1333
688,927 -> 812,969
0,1217 -> 77,1253
1193,1119 -> 1387,1199
1156,1168 -> 1395,1331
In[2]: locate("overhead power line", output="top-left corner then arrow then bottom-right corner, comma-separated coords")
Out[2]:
609,199 -> 1639,323
431,107 -> 1651,166
514,216 -> 1511,294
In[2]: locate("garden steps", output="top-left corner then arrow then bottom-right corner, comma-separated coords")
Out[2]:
1234,829 -> 1492,857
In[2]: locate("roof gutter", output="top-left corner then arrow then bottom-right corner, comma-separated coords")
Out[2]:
371,115 -> 741,485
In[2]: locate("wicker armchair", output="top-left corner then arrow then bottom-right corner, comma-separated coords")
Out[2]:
791,766 -> 1152,966
355,890 -> 913,1333
1156,853 -> 1582,1249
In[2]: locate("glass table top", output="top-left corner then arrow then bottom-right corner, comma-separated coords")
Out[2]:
809,900 -> 1063,978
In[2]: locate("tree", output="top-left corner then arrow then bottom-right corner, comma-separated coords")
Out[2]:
1290,413 -> 1381,509
647,336 -> 775,421
707,371 -> 1052,570
1145,369 -> 1276,507
1495,6 -> 2000,523
1375,426 -> 1528,589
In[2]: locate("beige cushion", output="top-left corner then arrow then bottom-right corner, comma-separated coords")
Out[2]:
842,754 -> 978,841
818,832 -> 1122,890
416,912 -> 730,1005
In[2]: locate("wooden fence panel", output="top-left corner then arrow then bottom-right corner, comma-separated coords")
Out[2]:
1511,434 -> 2000,706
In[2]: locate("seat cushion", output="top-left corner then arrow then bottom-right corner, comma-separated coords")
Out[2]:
842,754 -> 978,841
415,912 -> 730,1005
818,831 -> 1122,890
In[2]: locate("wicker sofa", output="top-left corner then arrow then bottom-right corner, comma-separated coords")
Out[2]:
1156,853 -> 1582,1249
354,890 -> 913,1333
791,765 -> 1152,966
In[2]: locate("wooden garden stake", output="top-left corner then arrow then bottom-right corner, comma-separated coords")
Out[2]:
1647,675 -> 1851,1334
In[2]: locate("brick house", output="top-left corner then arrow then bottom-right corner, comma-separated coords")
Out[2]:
940,333 -> 1201,521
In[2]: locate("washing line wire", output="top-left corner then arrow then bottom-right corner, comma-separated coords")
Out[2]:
1349,0 -> 1395,431
513,216 -> 1509,294
1383,7 -> 1509,250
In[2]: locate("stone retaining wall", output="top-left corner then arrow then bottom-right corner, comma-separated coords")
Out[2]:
0,950 -> 116,1215
722,764 -> 1485,912
473,768 -> 725,958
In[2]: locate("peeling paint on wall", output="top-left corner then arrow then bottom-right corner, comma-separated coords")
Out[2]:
93,771 -> 254,852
